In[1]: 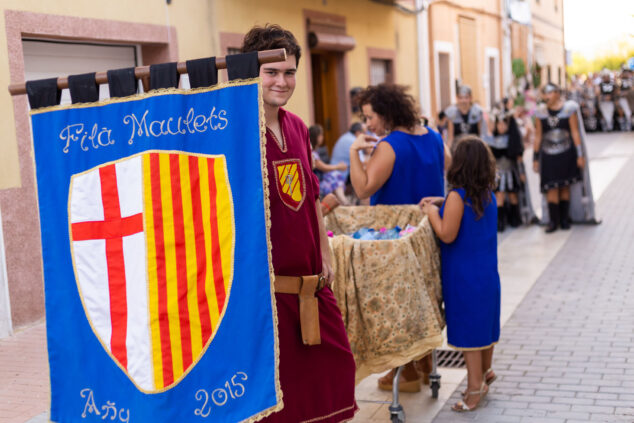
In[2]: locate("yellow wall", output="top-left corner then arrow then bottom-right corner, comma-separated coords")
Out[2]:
0,0 -> 419,189
531,0 -> 565,86
428,1 -> 503,113
0,0 -> 217,190
214,0 -> 419,123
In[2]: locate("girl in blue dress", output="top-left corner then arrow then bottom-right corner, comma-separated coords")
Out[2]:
421,136 -> 501,412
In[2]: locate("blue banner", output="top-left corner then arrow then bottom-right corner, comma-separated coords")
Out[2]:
30,81 -> 281,422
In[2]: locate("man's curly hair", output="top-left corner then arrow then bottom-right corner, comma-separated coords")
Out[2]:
241,24 -> 301,66
357,84 -> 419,130
447,136 -> 497,218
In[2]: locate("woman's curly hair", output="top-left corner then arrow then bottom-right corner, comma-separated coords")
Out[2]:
446,136 -> 497,218
356,84 -> 419,130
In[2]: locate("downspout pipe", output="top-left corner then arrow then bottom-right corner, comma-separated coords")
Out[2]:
416,0 -> 432,118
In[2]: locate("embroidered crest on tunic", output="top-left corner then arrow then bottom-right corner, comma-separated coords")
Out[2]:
273,158 -> 305,211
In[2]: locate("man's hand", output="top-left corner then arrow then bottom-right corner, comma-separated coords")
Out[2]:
533,160 -> 539,173
321,254 -> 334,288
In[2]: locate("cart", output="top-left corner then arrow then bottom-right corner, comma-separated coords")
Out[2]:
326,205 -> 445,423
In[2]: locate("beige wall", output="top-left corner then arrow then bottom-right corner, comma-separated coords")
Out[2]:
531,0 -> 565,86
0,0 -> 420,330
428,0 -> 503,115
213,0 -> 419,124
0,0 -> 217,190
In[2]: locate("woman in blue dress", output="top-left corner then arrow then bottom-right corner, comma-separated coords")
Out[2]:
422,136 -> 501,412
348,83 -> 451,392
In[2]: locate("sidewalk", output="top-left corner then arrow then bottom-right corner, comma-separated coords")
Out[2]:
0,323 -> 48,423
433,141 -> 634,422
2,133 -> 632,423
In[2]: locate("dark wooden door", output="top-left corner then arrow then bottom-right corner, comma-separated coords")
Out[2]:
311,52 -> 341,154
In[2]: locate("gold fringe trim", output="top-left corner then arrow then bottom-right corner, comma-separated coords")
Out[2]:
242,78 -> 285,422
29,78 -> 263,115
30,78 -> 284,420
299,404 -> 357,423
354,334 -> 444,384
447,341 -> 498,352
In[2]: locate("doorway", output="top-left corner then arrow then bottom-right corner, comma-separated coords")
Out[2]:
439,52 -> 452,111
311,52 -> 342,153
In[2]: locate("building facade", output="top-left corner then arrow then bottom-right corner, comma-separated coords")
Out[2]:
0,0 -> 421,336
425,0 -> 505,117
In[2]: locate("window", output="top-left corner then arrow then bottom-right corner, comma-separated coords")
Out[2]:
370,59 -> 393,85
367,48 -> 396,86
22,40 -> 138,104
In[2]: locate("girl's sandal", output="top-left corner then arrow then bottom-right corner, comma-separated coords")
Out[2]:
461,368 -> 497,395
452,382 -> 488,412
484,368 -> 497,386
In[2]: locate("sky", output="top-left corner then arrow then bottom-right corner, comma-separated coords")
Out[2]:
563,0 -> 634,58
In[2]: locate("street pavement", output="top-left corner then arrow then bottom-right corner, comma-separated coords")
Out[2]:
1,131 -> 633,423
433,131 -> 634,422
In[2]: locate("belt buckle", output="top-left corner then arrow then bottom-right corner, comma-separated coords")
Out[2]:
317,275 -> 326,291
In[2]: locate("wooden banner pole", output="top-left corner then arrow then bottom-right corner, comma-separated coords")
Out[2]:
8,48 -> 286,96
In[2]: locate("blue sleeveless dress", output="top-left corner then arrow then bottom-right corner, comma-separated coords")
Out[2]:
371,128 -> 444,205
440,188 -> 501,350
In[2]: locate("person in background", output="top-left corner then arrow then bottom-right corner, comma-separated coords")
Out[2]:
309,124 -> 349,205
514,96 -> 535,148
349,83 -> 450,392
421,136 -> 501,412
436,110 -> 449,142
596,69 -> 616,132
533,83 -> 586,233
445,85 -> 486,151
241,24 -> 356,423
616,68 -> 632,131
620,68 -> 634,123
485,112 -> 525,231
330,122 -> 365,180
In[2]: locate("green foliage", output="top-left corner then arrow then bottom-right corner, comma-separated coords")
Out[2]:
567,48 -> 634,75
512,58 -> 527,79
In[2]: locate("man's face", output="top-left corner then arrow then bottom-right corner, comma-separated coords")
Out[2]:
259,54 -> 297,108
457,94 -> 471,108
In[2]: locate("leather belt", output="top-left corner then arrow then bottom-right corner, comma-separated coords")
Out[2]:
274,274 -> 326,346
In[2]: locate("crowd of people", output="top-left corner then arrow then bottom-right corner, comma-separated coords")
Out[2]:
568,68 -> 633,133
236,21 -> 616,421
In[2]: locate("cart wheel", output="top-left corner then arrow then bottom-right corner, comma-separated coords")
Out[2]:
430,381 -> 440,399
390,412 -> 405,423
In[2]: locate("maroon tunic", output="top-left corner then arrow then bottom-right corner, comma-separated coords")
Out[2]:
262,108 -> 357,423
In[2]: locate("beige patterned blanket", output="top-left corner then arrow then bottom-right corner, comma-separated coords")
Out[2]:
326,205 -> 445,383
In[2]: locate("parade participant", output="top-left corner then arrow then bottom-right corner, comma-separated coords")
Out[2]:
445,85 -> 486,150
349,83 -> 449,392
596,70 -> 616,131
421,136 -> 501,412
621,68 -> 634,119
309,124 -> 349,205
514,96 -> 535,148
533,83 -> 586,233
616,68 -> 632,131
486,112 -> 525,231
241,24 -> 357,423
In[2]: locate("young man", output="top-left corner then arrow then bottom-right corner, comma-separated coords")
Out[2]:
444,85 -> 486,151
241,24 -> 357,423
